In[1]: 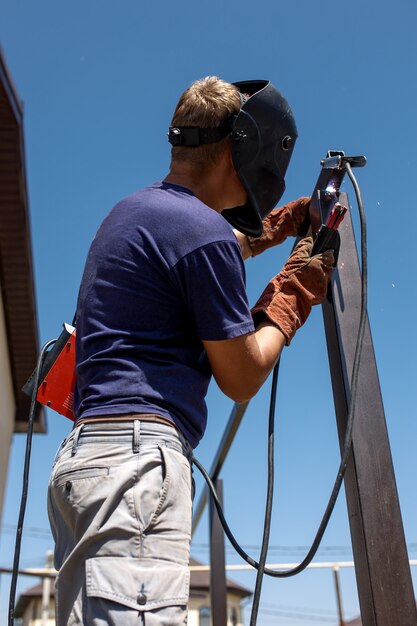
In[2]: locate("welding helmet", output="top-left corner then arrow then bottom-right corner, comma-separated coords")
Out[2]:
223,80 -> 298,236
168,79 -> 297,237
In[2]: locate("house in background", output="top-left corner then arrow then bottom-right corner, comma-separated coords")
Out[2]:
188,557 -> 251,626
14,580 -> 54,626
0,46 -> 45,522
14,558 -> 252,626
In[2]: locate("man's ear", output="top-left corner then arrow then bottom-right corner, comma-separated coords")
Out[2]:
225,141 -> 235,170
221,142 -> 238,180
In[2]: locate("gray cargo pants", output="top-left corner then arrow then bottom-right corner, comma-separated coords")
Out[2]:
48,420 -> 193,625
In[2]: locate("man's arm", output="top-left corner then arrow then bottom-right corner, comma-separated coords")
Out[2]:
203,237 -> 334,403
203,322 -> 285,403
233,230 -> 251,260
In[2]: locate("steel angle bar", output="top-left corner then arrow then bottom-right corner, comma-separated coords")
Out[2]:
192,401 -> 249,533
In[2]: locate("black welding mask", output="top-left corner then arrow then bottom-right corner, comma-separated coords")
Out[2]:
168,79 -> 297,237
223,80 -> 298,237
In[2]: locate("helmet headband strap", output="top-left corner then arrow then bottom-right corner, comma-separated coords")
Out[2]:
168,117 -> 233,147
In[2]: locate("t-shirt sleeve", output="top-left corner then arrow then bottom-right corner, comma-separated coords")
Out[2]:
171,240 -> 255,341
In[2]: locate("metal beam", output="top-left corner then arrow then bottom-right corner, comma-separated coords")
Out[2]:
192,401 -> 249,533
323,205 -> 417,625
209,479 -> 227,626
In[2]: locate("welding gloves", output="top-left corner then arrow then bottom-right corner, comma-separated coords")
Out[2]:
251,237 -> 334,345
247,197 -> 310,257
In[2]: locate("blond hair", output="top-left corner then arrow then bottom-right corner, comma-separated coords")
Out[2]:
170,76 -> 241,167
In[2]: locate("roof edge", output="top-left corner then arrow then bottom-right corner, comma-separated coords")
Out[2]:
0,45 -> 23,122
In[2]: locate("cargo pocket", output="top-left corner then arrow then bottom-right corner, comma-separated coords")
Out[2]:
85,556 -> 190,625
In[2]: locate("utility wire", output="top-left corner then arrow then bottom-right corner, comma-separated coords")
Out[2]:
1,525 -> 52,539
259,601 -> 342,616
255,607 -> 338,623
191,542 -> 417,554
4,519 -> 417,556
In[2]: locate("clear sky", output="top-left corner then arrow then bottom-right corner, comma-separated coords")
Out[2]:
1,1 -> 416,624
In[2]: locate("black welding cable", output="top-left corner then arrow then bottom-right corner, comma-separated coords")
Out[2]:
249,359 -> 280,626
193,161 -> 367,581
8,338 -> 57,626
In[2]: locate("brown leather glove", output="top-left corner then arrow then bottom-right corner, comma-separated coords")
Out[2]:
251,237 -> 334,345
247,197 -> 310,257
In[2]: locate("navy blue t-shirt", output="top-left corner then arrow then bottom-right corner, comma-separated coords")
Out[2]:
74,182 -> 255,447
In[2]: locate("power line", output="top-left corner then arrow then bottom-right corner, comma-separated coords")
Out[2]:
192,543 -> 355,555
3,523 -> 417,557
260,601 -> 340,617
244,601 -> 347,623
191,541 -> 417,555
256,607 -> 336,623
0,525 -> 52,540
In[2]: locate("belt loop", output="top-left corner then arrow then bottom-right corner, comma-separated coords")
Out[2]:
71,424 -> 84,456
133,420 -> 140,453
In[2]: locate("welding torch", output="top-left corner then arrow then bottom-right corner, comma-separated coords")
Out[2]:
300,150 -> 367,258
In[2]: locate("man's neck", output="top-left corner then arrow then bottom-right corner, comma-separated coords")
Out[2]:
164,163 -> 224,213
164,149 -> 246,213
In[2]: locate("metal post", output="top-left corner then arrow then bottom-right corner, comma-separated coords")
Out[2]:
332,566 -> 345,626
323,205 -> 417,625
41,550 -> 54,626
193,402 -> 249,533
209,479 -> 227,626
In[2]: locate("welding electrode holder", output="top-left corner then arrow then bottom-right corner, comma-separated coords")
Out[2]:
300,150 -> 367,261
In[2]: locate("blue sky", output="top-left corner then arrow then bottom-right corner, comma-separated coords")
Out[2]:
1,1 -> 416,623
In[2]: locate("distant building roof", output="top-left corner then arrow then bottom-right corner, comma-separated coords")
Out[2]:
14,581 -> 52,618
189,557 -> 251,598
0,46 -> 45,432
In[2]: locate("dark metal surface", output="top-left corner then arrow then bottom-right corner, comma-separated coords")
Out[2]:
323,203 -> 417,626
209,479 -> 228,626
333,567 -> 346,626
192,401 -> 249,533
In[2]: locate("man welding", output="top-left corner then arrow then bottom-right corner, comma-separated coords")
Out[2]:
48,77 -> 334,625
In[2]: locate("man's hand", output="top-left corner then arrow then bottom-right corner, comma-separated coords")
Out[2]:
235,197 -> 310,260
251,237 -> 334,345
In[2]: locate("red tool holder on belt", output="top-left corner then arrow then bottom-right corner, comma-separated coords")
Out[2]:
23,323 -> 76,421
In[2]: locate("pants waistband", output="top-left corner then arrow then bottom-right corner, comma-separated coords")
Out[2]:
75,413 -> 177,430
70,417 -> 193,461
